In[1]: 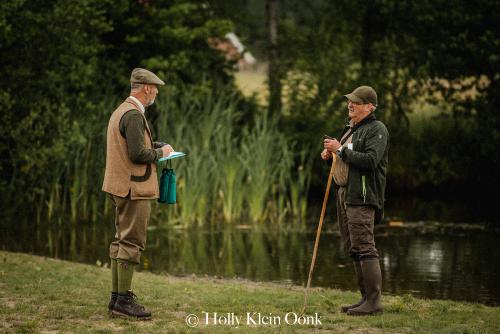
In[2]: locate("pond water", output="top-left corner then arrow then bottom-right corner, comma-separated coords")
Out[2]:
1,196 -> 499,306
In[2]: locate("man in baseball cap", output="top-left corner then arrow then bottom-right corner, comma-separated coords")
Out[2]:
321,85 -> 388,316
344,85 -> 378,106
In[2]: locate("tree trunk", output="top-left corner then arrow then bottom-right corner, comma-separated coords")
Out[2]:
266,0 -> 281,114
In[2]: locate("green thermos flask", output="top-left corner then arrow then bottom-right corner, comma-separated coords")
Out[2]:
166,168 -> 176,204
159,168 -> 176,204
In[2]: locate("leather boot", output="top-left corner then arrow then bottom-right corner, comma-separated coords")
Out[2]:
108,292 -> 118,313
111,291 -> 152,320
347,258 -> 383,316
341,261 -> 365,313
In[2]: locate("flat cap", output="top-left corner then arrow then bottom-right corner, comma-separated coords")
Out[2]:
130,68 -> 165,86
344,86 -> 377,105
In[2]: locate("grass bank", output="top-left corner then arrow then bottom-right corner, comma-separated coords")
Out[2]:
1,251 -> 499,333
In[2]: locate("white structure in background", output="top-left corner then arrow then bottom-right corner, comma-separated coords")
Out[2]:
225,32 -> 256,70
209,32 -> 257,70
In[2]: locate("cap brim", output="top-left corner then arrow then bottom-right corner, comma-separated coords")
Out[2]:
344,93 -> 364,104
154,78 -> 166,86
131,79 -> 165,86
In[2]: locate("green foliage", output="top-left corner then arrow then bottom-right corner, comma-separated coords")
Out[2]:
0,0 -> 242,220
153,83 -> 314,225
102,0 -> 235,87
271,0 -> 499,193
1,0 -> 498,222
0,0 -> 112,212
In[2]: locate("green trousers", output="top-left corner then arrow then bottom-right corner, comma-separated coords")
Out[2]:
109,194 -> 151,264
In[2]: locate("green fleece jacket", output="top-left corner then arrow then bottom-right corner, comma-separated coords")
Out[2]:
338,113 -> 389,210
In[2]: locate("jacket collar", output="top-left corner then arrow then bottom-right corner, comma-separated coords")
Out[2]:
126,96 -> 145,114
352,112 -> 376,131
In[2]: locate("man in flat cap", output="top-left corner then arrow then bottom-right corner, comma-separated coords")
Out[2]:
102,68 -> 173,319
321,86 -> 389,316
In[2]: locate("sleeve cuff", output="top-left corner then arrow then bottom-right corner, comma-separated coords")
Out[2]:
155,148 -> 163,160
337,146 -> 347,161
154,141 -> 169,149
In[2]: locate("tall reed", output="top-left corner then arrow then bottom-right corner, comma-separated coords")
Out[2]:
154,83 -> 314,226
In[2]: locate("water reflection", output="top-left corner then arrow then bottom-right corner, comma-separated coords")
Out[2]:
1,218 -> 499,306
380,229 -> 500,305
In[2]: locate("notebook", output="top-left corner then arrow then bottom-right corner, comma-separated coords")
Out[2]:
158,151 -> 186,162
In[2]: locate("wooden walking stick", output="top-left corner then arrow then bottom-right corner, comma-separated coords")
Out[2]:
300,159 -> 335,315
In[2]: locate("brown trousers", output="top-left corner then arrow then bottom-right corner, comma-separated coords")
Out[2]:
109,194 -> 151,264
336,187 -> 379,259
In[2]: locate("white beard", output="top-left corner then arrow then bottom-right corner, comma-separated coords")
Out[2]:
147,97 -> 155,107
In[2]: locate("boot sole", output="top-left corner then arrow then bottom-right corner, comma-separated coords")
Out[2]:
110,309 -> 152,320
346,309 -> 383,316
341,303 -> 364,313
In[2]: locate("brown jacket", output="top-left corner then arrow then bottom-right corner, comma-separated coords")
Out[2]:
102,98 -> 159,199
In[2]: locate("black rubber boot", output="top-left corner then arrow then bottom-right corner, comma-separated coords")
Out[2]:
347,258 -> 383,316
341,261 -> 366,313
108,292 -> 118,313
111,291 -> 152,320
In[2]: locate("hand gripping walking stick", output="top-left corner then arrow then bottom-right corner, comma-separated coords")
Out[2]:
300,160 -> 335,315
